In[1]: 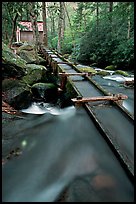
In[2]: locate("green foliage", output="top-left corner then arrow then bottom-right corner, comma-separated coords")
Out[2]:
48,36 -> 58,49
112,38 -> 134,69
76,2 -> 134,70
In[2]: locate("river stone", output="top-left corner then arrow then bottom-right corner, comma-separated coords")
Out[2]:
31,82 -> 58,102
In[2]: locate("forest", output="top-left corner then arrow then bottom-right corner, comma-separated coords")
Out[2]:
2,2 -> 134,202
2,2 -> 134,71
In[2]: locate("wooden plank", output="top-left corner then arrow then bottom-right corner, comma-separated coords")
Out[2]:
59,72 -> 92,76
71,94 -> 128,103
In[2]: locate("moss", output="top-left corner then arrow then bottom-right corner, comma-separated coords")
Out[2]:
31,82 -> 58,102
97,71 -> 110,76
17,44 -> 34,52
113,70 -> 129,77
21,64 -> 47,86
105,65 -> 116,70
32,82 -> 56,90
77,66 -> 97,74
2,43 -> 27,68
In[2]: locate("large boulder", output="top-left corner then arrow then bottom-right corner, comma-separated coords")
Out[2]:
2,78 -> 32,110
31,82 -> 58,102
17,43 -> 46,64
2,43 -> 27,79
21,64 -> 47,86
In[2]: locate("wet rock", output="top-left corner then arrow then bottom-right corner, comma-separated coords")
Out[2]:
31,82 -> 58,102
2,78 -> 32,110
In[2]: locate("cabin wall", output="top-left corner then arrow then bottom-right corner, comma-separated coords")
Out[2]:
20,31 -> 43,42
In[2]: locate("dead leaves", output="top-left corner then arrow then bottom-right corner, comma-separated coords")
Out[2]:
2,100 -> 18,115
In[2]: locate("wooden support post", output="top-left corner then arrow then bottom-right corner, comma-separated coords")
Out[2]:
60,72 -> 68,90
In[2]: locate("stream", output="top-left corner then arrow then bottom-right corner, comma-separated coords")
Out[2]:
2,65 -> 134,202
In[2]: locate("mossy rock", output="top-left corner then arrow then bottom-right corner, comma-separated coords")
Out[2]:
18,49 -> 46,64
18,50 -> 37,63
76,66 -> 97,74
2,43 -> 27,68
113,70 -> 129,77
21,64 -> 47,86
17,43 -> 34,52
97,71 -> 110,76
31,82 -> 58,102
105,65 -> 116,70
2,78 -> 20,91
2,43 -> 27,78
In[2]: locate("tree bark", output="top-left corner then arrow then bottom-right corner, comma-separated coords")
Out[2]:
63,2 -> 75,49
127,2 -> 131,39
29,2 -> 40,63
9,13 -> 18,48
57,2 -> 65,53
96,2 -> 99,35
109,2 -> 113,23
42,2 -> 48,47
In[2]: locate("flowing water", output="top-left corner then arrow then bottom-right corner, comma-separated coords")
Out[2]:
2,103 -> 133,202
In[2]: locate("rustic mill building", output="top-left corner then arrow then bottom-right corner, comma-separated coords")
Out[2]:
16,21 -> 43,42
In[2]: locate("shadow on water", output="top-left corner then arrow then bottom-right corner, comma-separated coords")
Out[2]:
2,104 -> 133,202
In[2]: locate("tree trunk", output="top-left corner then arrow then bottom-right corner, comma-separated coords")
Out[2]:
77,2 -> 83,29
29,2 -> 40,63
9,13 -> 18,48
57,2 -> 65,53
42,2 -> 48,47
96,2 -> 99,34
63,2 -> 75,50
127,2 -> 131,39
109,2 -> 113,23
